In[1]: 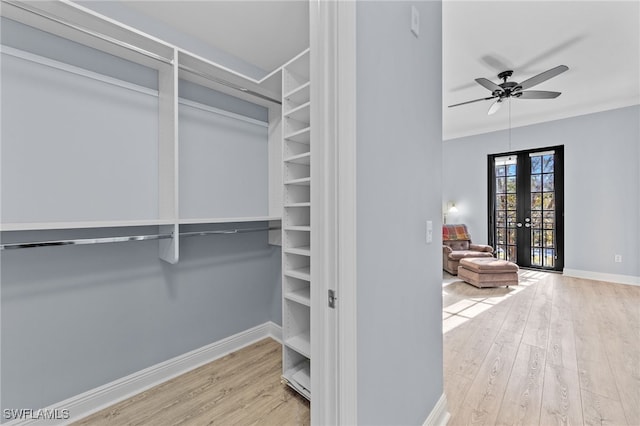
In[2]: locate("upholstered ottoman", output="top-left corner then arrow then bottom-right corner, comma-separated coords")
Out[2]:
458,258 -> 519,288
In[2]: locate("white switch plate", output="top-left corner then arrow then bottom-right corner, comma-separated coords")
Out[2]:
411,6 -> 420,37
426,220 -> 433,243
615,254 -> 622,263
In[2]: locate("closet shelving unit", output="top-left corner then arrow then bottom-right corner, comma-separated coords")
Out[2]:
0,0 -> 284,263
281,50 -> 312,400
2,0 -> 316,406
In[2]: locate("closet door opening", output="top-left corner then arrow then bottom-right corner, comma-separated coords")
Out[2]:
488,146 -> 564,271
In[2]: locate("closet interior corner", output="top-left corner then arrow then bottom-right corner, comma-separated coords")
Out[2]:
1,0 -> 314,412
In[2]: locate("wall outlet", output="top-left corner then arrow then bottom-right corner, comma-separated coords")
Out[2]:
426,220 -> 433,243
411,6 -> 420,37
615,254 -> 622,263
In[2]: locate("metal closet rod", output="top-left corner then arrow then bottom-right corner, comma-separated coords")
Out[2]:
4,0 -> 281,105
0,226 -> 281,251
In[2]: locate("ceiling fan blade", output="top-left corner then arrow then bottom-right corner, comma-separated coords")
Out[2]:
518,65 -> 568,90
448,96 -> 497,108
475,77 -> 503,93
488,99 -> 503,115
515,90 -> 562,99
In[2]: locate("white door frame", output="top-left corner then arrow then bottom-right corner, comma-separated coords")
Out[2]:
310,1 -> 358,425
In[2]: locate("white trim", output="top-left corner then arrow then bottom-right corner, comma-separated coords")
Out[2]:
311,1 -> 358,424
4,322 -> 281,426
563,269 -> 640,286
423,394 -> 451,426
178,98 -> 269,127
0,45 -> 159,97
335,1 -> 358,425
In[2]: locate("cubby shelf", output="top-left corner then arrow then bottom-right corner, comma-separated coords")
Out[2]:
284,287 -> 311,306
284,246 -> 311,256
281,49 -> 311,401
284,226 -> 310,232
285,330 -> 311,358
284,266 -> 311,281
283,81 -> 310,106
283,361 -> 310,400
284,152 -> 311,165
284,177 -> 311,186
284,102 -> 311,124
284,202 -> 311,208
284,127 -> 311,144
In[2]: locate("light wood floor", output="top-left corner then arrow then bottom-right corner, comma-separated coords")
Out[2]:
75,271 -> 638,426
443,270 -> 640,426
74,338 -> 310,426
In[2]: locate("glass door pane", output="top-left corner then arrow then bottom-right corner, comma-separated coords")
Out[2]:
493,155 -> 518,262
489,147 -> 564,271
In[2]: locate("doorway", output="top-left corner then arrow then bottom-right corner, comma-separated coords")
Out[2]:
488,146 -> 564,271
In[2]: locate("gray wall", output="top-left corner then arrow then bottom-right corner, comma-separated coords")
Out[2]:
443,105 -> 640,279
356,2 -> 444,424
1,225 -> 281,412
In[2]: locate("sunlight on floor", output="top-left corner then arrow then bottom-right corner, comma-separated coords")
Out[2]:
442,269 -> 547,333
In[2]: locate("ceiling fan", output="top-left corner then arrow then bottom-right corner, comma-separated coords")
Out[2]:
449,65 -> 569,115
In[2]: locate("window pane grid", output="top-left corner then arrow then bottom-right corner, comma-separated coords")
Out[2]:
530,154 -> 556,268
495,160 -> 517,263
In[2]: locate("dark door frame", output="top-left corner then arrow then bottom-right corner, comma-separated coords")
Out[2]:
487,145 -> 565,271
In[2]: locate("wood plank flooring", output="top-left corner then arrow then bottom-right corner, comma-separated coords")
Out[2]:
75,271 -> 637,426
443,270 -> 640,426
74,338 -> 309,426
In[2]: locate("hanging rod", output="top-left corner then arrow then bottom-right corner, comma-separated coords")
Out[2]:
2,0 -> 282,105
179,65 -> 281,105
0,226 -> 281,251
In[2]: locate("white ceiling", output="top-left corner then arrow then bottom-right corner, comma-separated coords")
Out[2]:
114,1 -> 639,140
443,1 -> 640,140
121,0 -> 309,74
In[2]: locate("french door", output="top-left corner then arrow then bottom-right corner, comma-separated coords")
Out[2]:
488,146 -> 564,271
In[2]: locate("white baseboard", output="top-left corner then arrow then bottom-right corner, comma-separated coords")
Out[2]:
563,269 -> 640,286
423,393 -> 451,426
5,321 -> 282,426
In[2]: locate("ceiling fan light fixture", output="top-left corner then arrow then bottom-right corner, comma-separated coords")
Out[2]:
488,99 -> 503,115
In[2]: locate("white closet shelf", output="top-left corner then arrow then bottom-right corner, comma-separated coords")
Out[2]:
1,0 -> 175,71
283,360 -> 311,400
179,216 -> 281,225
284,202 -> 311,208
0,219 -> 176,232
283,81 -> 310,106
284,226 -> 310,232
284,177 -> 311,186
284,287 -> 311,306
285,330 -> 311,358
284,246 -> 311,256
284,127 -> 311,144
284,102 -> 311,124
284,152 -> 311,165
285,266 -> 311,281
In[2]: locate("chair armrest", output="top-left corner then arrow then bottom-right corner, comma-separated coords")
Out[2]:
469,243 -> 493,253
442,245 -> 453,255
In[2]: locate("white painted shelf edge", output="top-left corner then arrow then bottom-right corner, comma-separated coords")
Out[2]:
0,219 -> 175,232
0,217 -> 282,232
179,216 -> 281,225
